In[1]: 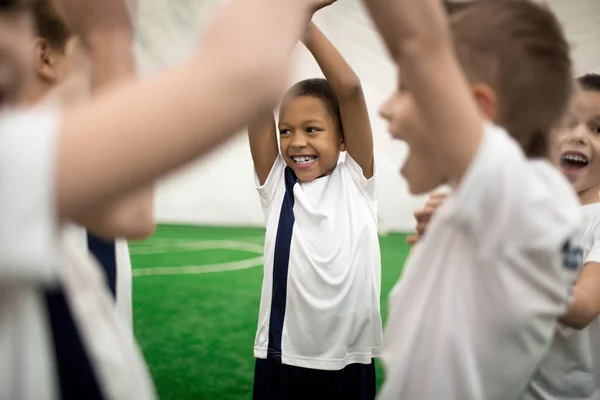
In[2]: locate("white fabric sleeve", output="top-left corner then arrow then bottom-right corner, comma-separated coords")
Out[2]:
444,123 -> 582,261
585,237 -> 600,265
344,153 -> 376,201
254,155 -> 285,210
0,108 -> 61,284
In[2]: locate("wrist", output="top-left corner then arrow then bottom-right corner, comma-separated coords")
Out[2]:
301,22 -> 316,46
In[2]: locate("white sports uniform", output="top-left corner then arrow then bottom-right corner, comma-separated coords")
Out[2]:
63,225 -> 133,329
115,240 -> 133,329
379,123 -> 583,400
523,202 -> 600,400
0,107 -> 155,400
253,154 -> 382,370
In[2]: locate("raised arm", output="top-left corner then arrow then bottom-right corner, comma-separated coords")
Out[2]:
302,22 -> 374,178
54,0 -> 316,221
361,0 -> 483,185
70,7 -> 155,240
249,113 -> 278,186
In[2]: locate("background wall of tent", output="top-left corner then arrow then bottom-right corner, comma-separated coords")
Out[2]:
134,0 -> 600,232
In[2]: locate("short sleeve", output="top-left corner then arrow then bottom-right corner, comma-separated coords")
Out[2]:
254,155 -> 285,210
0,108 -> 61,284
442,123 -> 582,259
343,153 -> 376,200
585,237 -> 600,265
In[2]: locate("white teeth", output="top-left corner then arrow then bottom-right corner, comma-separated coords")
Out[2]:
561,154 -> 588,164
293,156 -> 316,164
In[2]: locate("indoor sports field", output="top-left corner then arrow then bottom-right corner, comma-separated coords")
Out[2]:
130,224 -> 409,400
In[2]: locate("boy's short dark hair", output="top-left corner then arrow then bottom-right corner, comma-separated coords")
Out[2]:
283,78 -> 344,133
448,0 -> 572,158
577,74 -> 600,93
33,0 -> 71,51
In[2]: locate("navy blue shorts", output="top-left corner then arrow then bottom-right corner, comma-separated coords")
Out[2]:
253,358 -> 376,400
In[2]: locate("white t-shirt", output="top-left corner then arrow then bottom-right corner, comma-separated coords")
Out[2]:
0,108 -> 61,400
0,107 -> 155,400
63,225 -> 133,330
523,202 -> 600,400
253,154 -> 382,370
379,123 -> 583,400
116,240 -> 133,329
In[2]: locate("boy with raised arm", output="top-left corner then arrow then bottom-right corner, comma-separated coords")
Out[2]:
0,0 -> 325,397
248,11 -> 382,398
361,0 -> 581,398
25,0 -> 152,332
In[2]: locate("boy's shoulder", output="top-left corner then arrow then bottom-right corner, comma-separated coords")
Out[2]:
441,122 -> 581,249
256,154 -> 376,203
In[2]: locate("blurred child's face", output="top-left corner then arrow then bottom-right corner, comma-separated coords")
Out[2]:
278,95 -> 345,182
380,79 -> 447,195
0,7 -> 35,108
554,89 -> 600,194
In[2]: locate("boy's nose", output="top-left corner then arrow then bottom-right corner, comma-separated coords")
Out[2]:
290,135 -> 308,148
568,125 -> 589,145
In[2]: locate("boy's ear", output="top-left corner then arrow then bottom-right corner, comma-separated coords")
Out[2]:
34,37 -> 59,82
339,131 -> 346,152
471,83 -> 498,122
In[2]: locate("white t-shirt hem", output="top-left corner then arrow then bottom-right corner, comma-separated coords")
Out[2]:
254,347 -> 380,370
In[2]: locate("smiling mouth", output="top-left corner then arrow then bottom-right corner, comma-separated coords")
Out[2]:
560,151 -> 589,174
292,155 -> 317,166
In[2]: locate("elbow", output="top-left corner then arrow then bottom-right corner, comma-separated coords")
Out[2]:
126,212 -> 156,240
561,318 -> 592,331
94,209 -> 156,241
560,306 -> 600,331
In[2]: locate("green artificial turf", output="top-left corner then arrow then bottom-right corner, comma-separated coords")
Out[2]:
131,225 -> 410,399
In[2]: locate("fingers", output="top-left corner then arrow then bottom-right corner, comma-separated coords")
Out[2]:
410,191 -> 449,244
426,192 -> 448,205
406,234 -> 420,245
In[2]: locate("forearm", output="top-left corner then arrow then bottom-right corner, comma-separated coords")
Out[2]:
303,22 -> 361,97
560,285 -> 600,330
361,0 -> 450,62
57,0 -> 312,220
363,0 -> 482,184
82,29 -> 156,237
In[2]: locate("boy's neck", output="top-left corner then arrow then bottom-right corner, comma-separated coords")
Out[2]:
578,185 -> 600,205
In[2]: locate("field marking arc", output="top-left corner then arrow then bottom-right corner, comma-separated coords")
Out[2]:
131,239 -> 265,277
130,239 -> 264,255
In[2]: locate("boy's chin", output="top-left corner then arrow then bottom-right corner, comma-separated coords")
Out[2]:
404,174 -> 446,195
292,168 -> 319,183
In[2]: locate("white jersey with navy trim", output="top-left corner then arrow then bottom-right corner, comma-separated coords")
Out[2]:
115,239 -> 133,329
0,108 -> 62,400
62,225 -> 133,330
379,123 -> 583,400
523,202 -> 600,400
253,154 -> 382,370
0,107 -> 155,400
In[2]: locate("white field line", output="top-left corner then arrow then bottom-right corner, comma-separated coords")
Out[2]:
131,239 -> 265,277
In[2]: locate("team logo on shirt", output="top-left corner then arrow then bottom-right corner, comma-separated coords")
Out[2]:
561,239 -> 583,271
